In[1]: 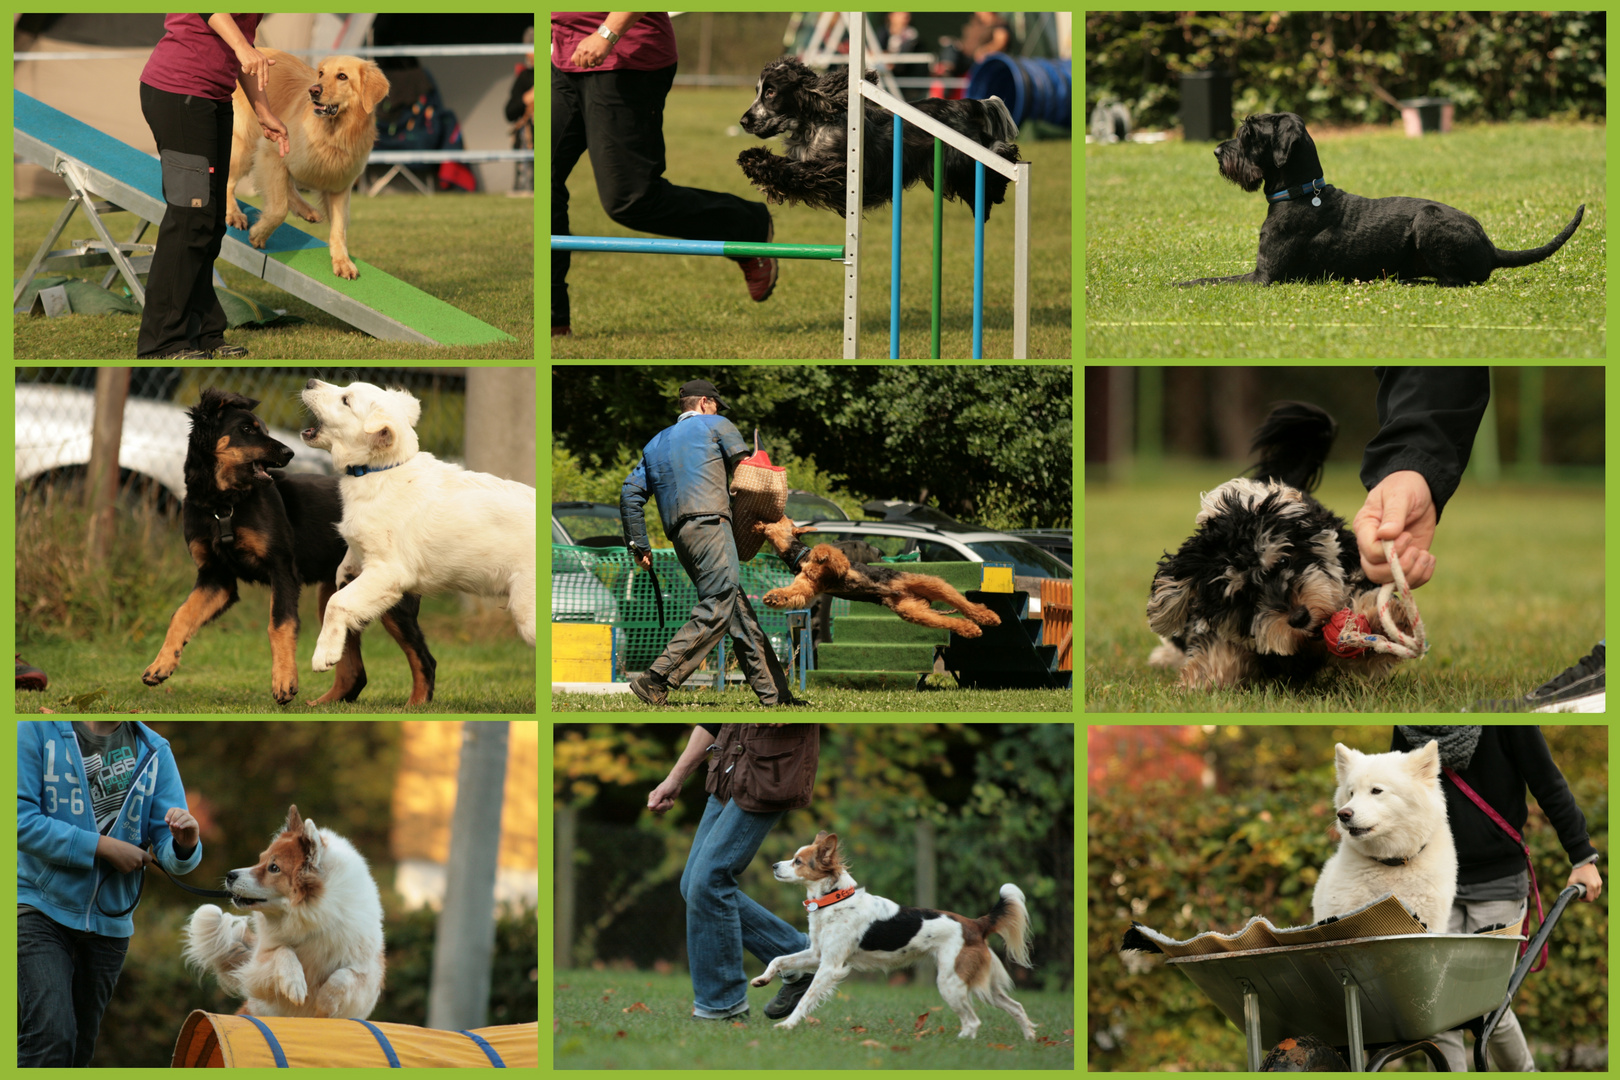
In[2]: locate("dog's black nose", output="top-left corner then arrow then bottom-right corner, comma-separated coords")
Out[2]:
1288,607 -> 1314,629
1337,809 -> 1353,823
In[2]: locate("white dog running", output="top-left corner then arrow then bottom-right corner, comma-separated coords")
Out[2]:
299,379 -> 536,673
1312,740 -> 1458,931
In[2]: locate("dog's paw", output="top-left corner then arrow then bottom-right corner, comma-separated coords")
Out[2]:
950,620 -> 983,638
970,606 -> 1001,627
279,970 -> 308,1005
332,257 -> 359,280
296,205 -> 324,224
225,207 -> 248,230
750,974 -> 773,988
141,659 -> 173,686
761,589 -> 791,609
310,637 -> 342,672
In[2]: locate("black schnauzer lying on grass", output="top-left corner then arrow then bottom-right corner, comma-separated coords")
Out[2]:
1177,111 -> 1584,286
737,56 -> 1020,217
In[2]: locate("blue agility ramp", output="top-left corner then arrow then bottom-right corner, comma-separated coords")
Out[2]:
14,91 -> 513,346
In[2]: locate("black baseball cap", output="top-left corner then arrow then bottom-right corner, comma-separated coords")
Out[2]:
679,379 -> 726,411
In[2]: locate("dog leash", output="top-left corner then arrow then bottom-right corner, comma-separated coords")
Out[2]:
646,561 -> 665,629
92,852 -> 232,918
1442,767 -> 1550,973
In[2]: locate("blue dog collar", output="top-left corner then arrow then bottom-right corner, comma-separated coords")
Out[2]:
1269,177 -> 1328,206
345,462 -> 403,477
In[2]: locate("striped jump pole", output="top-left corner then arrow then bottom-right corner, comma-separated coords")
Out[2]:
550,236 -> 845,260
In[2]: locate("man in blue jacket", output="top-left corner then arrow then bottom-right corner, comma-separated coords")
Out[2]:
18,721 -> 202,1066
621,379 -> 801,707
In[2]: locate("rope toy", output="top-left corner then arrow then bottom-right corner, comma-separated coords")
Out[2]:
1323,540 -> 1429,660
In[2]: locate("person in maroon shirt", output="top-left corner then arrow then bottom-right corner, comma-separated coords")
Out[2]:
135,14 -> 288,359
551,12 -> 777,337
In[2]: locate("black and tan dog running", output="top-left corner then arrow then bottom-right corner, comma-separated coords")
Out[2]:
142,388 -> 435,705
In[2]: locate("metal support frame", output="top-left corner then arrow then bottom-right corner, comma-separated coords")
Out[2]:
841,12 -> 1030,359
842,15 -> 864,359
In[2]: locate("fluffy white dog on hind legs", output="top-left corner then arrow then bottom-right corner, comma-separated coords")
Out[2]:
299,379 -> 537,672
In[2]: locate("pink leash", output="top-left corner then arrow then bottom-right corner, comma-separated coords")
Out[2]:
1443,767 -> 1548,973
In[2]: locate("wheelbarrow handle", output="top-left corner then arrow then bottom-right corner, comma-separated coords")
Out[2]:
1476,883 -> 1586,1069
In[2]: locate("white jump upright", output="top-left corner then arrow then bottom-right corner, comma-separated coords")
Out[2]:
840,11 -> 1031,359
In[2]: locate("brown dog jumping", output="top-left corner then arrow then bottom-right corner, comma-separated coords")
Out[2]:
753,518 -> 1001,637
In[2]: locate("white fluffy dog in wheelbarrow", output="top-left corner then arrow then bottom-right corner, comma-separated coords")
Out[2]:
1312,740 -> 1457,931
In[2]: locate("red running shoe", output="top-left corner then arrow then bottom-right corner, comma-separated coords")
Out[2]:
735,214 -> 777,302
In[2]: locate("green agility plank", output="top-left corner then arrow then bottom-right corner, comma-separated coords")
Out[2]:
15,91 -> 513,346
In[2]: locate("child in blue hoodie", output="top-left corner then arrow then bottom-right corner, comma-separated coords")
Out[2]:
18,721 -> 202,1067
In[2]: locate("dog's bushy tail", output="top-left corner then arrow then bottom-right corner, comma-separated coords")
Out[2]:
1493,204 -> 1585,269
983,883 -> 1034,968
1248,401 -> 1337,493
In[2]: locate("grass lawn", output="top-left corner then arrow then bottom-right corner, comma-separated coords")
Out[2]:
554,968 -> 1073,1068
16,592 -> 536,714
1085,120 -> 1604,358
14,193 -> 535,359
552,683 -> 1074,712
1085,465 -> 1604,712
551,87 -> 1072,359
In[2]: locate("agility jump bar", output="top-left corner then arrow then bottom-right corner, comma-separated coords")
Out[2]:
552,235 -> 845,261
14,91 -> 513,347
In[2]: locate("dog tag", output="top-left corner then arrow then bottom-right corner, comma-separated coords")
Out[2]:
1312,195 -> 1322,207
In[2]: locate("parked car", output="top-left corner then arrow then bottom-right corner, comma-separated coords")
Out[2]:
786,490 -> 849,524
552,501 -> 624,547
1007,528 -> 1072,569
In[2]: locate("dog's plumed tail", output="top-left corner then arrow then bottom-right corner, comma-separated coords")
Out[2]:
1491,204 -> 1585,269
182,903 -> 256,994
1247,401 -> 1337,493
981,883 -> 1034,969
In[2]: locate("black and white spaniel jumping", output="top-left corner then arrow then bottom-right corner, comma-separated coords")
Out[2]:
737,57 -> 1020,217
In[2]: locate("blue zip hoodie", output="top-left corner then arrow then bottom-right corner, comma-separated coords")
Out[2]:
18,721 -> 202,937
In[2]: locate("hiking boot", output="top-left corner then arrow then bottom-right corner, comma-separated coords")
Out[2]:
763,976 -> 811,1019
629,670 -> 669,706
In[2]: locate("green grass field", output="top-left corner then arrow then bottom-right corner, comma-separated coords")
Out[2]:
1085,465 -> 1604,712
1085,120 -> 1604,358
554,968 -> 1073,1068
16,590 -> 536,714
552,684 -> 1073,712
552,87 -> 1072,358
14,193 -> 534,359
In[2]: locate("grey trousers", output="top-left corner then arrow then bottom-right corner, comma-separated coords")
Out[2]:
650,515 -> 783,704
1431,897 -> 1536,1071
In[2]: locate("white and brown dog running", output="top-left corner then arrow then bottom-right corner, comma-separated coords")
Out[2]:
751,831 -> 1036,1039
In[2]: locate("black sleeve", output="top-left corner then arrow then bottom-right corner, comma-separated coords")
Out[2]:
1359,367 -> 1490,520
1510,728 -> 1599,867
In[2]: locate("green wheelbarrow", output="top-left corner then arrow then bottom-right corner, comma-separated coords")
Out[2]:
1167,884 -> 1585,1070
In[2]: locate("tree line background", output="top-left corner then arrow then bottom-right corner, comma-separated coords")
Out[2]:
551,365 -> 1074,534
1086,12 -> 1605,130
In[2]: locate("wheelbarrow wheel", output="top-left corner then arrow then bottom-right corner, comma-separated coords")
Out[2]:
1260,1034 -> 1348,1071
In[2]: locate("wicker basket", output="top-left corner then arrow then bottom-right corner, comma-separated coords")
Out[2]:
730,442 -> 788,561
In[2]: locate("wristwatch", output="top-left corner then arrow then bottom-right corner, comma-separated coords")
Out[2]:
596,25 -> 620,45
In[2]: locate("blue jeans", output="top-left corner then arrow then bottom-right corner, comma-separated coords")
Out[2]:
679,795 -> 808,1016
18,907 -> 129,1066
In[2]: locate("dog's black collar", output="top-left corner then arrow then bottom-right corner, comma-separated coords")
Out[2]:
345,461 -> 403,477
1372,843 -> 1427,867
1268,177 -> 1329,206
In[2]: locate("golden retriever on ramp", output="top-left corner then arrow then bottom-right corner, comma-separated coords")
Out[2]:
227,49 -> 389,279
